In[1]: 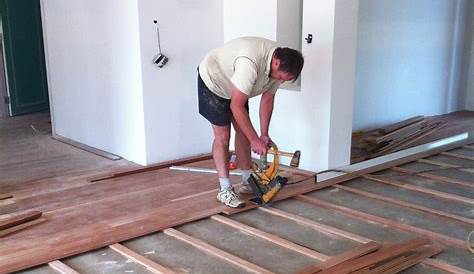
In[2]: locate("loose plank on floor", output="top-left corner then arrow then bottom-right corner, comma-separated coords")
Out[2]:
211,214 -> 329,261
163,228 -> 274,274
334,185 -> 474,225
48,260 -> 81,274
295,195 -> 465,249
109,243 -> 177,274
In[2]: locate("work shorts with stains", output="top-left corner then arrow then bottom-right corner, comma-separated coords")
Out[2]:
197,72 -> 248,127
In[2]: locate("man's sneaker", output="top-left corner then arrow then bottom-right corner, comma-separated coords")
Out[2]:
238,184 -> 254,195
217,188 -> 246,208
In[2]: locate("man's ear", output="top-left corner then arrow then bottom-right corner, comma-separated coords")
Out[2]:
273,57 -> 280,69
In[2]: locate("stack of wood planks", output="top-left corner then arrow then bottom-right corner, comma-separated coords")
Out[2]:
352,116 -> 447,163
296,238 -> 443,274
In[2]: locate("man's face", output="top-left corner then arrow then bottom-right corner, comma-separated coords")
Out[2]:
271,58 -> 295,83
271,69 -> 295,83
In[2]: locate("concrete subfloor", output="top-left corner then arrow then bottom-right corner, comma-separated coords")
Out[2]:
4,113 -> 473,274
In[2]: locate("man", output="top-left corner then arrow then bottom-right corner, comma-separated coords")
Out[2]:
197,36 -> 304,208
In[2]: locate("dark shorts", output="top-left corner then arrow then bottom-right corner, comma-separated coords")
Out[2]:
197,72 -> 248,126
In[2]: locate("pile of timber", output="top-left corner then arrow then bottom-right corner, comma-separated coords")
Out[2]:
296,238 -> 442,274
351,116 -> 446,163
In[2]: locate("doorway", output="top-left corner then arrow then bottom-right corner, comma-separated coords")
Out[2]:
0,0 -> 49,117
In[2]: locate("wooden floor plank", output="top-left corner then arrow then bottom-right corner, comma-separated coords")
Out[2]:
0,194 -> 13,200
363,175 -> 474,205
163,228 -> 275,274
316,238 -> 433,274
48,260 -> 81,274
89,154 -> 213,182
0,218 -> 46,238
368,244 -> 443,274
0,210 -> 42,230
334,185 -> 474,225
210,214 -> 329,261
295,241 -> 381,274
463,145 -> 474,150
295,195 -> 465,249
258,207 -> 372,244
0,191 -> 225,273
391,166 -> 474,188
441,151 -> 474,161
423,258 -> 474,274
418,159 -> 474,173
109,243 -> 177,274
1,136 -> 471,273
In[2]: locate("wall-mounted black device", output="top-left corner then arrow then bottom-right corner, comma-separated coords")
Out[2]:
153,19 -> 168,68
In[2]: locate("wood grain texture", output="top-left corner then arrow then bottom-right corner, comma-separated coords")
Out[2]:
0,194 -> 13,200
0,218 -> 46,238
89,153 -> 213,182
316,238 -> 430,274
1,139 -> 471,273
0,210 -> 42,230
295,241 -> 381,274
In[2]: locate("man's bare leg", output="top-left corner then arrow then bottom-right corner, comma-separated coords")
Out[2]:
211,124 -> 231,180
232,118 -> 253,194
212,124 -> 246,207
232,118 -> 251,170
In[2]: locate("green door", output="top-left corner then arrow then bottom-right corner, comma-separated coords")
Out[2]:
0,0 -> 49,115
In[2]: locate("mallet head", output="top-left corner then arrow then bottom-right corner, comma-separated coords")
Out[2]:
290,150 -> 301,167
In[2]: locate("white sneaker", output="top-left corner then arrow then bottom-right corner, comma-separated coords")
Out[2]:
238,184 -> 254,195
217,188 -> 246,208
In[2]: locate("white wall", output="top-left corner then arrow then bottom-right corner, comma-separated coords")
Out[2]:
137,0 -> 224,163
277,0 -> 302,50
42,0 -> 223,165
41,0 -> 147,164
463,2 -> 474,110
353,0 -> 470,131
223,0 -> 277,42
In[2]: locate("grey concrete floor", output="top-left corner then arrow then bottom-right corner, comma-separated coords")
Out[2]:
5,113 -> 473,274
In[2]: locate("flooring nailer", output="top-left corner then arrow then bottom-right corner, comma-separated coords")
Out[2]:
247,142 -> 300,205
169,144 -> 301,205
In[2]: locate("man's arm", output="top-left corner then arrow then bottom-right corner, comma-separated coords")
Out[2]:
259,90 -> 275,145
230,86 -> 267,155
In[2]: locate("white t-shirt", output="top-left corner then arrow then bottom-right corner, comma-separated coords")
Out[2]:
199,37 -> 280,99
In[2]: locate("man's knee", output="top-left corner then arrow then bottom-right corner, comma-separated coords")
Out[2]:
213,128 -> 231,147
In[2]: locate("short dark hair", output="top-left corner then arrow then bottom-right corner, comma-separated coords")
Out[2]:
274,47 -> 304,80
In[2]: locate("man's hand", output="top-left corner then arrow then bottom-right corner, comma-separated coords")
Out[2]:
251,138 -> 268,155
260,135 -> 272,147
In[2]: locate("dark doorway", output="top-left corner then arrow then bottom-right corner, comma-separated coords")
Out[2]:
0,0 -> 49,116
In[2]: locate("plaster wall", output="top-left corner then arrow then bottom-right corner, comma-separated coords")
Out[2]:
463,2 -> 474,110
353,0 -> 469,130
41,0 -> 147,164
137,0 -> 224,163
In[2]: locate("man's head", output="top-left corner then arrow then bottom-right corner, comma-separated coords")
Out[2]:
271,47 -> 304,83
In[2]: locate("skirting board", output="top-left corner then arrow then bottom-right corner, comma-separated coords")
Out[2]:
52,134 -> 121,161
